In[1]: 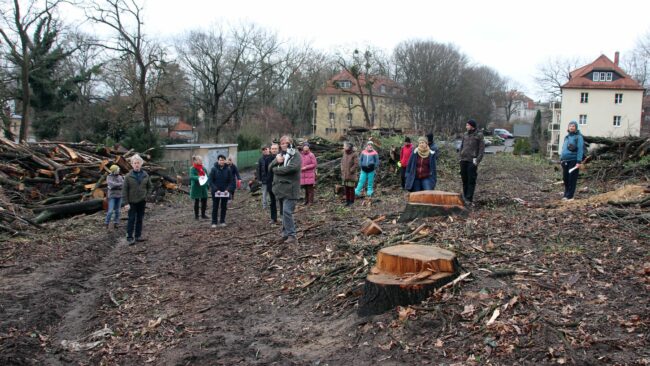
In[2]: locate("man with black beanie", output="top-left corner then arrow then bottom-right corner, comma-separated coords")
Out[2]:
459,119 -> 485,206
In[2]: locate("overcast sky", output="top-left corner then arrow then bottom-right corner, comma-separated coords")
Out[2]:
64,0 -> 650,100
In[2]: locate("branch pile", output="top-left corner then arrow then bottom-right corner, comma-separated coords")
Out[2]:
0,137 -> 178,235
585,136 -> 650,178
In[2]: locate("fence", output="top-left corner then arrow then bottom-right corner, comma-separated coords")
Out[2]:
237,149 -> 260,170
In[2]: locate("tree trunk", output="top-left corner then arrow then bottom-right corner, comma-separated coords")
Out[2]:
399,191 -> 467,222
33,199 -> 104,224
358,244 -> 460,316
19,47 -> 30,142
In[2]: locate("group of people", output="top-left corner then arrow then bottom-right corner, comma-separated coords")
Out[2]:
394,119 -> 485,205
103,118 -> 584,246
188,155 -> 242,228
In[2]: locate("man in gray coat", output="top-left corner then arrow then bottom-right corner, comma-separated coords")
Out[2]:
270,135 -> 302,244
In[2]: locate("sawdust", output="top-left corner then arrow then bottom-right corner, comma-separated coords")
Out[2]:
557,185 -> 647,210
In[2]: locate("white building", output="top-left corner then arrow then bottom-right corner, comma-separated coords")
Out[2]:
560,53 -> 644,137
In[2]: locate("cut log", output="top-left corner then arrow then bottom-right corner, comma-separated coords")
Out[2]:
358,244 -> 460,316
360,219 -> 382,236
399,190 -> 467,222
33,199 -> 104,224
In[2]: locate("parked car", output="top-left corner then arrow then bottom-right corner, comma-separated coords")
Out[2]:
493,128 -> 514,139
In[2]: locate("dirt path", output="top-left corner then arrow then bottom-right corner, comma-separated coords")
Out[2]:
1,153 -> 649,365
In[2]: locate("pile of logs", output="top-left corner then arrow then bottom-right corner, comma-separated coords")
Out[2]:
0,137 -> 178,234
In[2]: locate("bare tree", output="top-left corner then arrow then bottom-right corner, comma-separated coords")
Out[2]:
0,0 -> 64,141
393,40 -> 470,134
495,79 -> 526,123
177,24 -> 293,142
335,47 -> 389,128
86,0 -> 164,133
534,56 -> 583,101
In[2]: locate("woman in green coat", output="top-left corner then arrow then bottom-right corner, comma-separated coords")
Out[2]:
189,155 -> 209,219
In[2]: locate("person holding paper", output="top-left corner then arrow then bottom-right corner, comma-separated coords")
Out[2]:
560,120 -> 584,201
189,155 -> 209,220
208,155 -> 234,227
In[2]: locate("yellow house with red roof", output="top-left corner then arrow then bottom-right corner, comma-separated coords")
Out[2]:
312,71 -> 412,139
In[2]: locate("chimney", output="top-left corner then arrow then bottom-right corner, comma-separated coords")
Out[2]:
614,51 -> 619,66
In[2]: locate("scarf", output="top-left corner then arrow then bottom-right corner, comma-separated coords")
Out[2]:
193,163 -> 205,176
417,145 -> 430,159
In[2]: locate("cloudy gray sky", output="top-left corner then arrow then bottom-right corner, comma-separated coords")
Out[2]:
65,0 -> 650,100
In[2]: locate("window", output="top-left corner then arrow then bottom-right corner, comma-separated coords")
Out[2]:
329,112 -> 335,122
579,115 -> 587,125
580,92 -> 588,103
347,113 -> 352,125
325,127 -> 337,134
329,96 -> 335,105
348,96 -> 354,107
615,93 -> 623,104
592,71 -> 613,82
613,115 -> 621,127
380,85 -> 386,93
337,80 -> 351,89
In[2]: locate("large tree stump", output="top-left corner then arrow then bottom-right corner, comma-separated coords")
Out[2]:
358,244 -> 460,316
398,190 -> 467,222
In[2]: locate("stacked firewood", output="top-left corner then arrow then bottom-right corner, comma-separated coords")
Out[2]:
0,137 -> 178,235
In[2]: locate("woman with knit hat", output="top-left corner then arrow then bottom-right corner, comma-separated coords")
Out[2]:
189,155 -> 209,219
355,141 -> 380,198
105,164 -> 124,229
405,137 -> 437,192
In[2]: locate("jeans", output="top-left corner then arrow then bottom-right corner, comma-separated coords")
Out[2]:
282,199 -> 297,238
355,170 -> 375,197
561,160 -> 579,199
126,201 -> 146,239
261,184 -> 268,209
411,176 -> 435,192
193,198 -> 207,218
211,197 -> 228,224
400,166 -> 407,189
460,161 -> 478,202
105,197 -> 122,224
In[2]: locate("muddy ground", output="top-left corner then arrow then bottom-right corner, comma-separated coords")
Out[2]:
1,152 -> 649,365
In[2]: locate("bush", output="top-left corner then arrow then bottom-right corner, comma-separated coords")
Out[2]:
513,138 -> 532,155
237,133 -> 263,151
121,125 -> 163,160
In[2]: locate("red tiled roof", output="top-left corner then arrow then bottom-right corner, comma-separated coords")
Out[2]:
318,70 -> 406,96
173,120 -> 192,131
562,54 -> 644,90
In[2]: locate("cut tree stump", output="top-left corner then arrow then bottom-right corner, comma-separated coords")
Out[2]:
358,243 -> 460,316
398,190 -> 467,222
